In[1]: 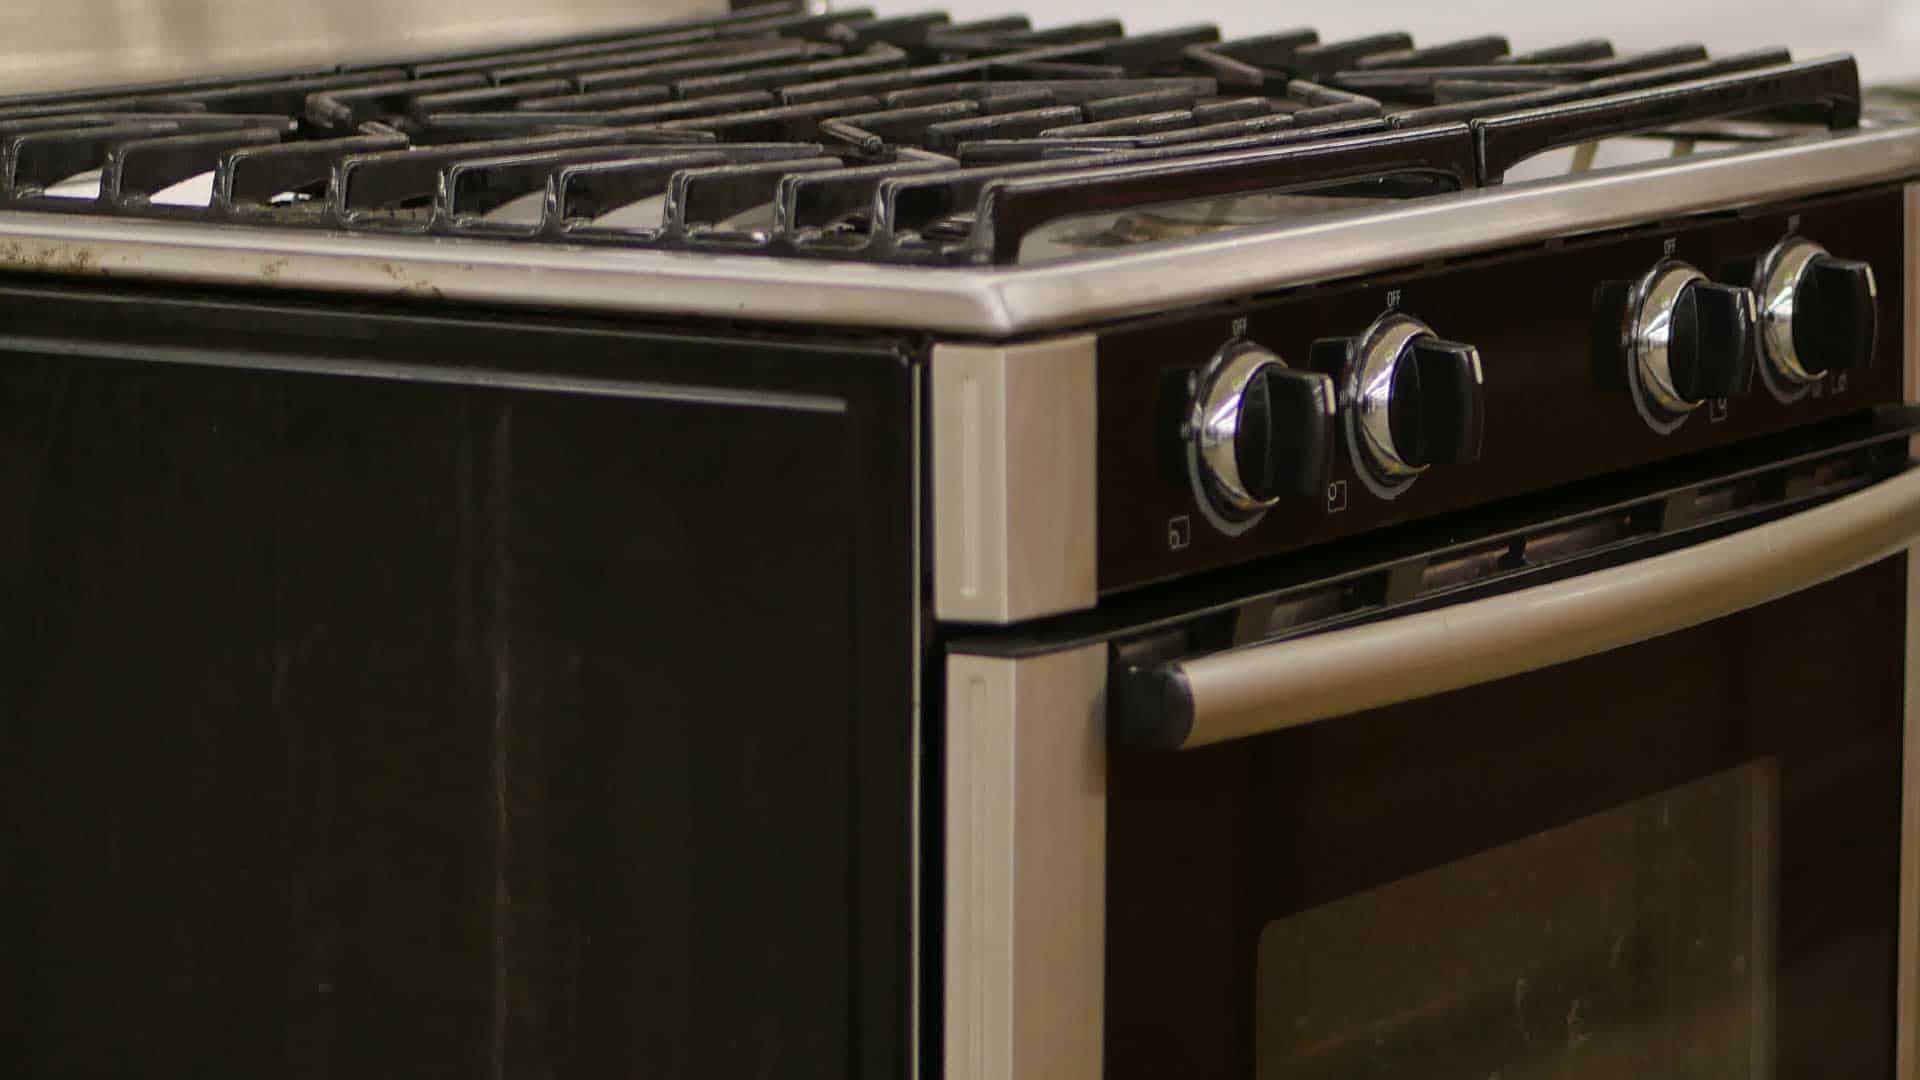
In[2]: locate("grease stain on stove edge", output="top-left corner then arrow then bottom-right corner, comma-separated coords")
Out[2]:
0,241 -> 465,300
0,239 -> 106,276
368,259 -> 445,299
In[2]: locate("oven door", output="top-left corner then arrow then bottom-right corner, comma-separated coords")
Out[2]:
942,425 -> 1920,1080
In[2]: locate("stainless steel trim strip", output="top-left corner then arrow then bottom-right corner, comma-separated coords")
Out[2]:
0,215 -> 1016,332
1907,182 -> 1920,455
1899,542 -> 1920,1080
1907,215 -> 1920,1080
1165,466 -> 1920,749
932,336 -> 1097,624
908,360 -> 925,1080
943,645 -> 1106,1080
1,126 -> 1918,336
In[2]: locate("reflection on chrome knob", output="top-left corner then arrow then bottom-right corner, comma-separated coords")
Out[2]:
1332,313 -> 1485,499
1622,260 -> 1757,431
1186,341 -> 1336,530
1749,237 -> 1877,399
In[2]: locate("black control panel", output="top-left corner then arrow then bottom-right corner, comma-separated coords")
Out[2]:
1095,183 -> 1908,594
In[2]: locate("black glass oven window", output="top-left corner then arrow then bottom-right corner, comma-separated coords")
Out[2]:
1255,761 -> 1778,1077
1106,556 -> 1905,1079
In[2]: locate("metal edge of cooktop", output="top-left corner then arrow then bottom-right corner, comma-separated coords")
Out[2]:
1,121 -> 1918,338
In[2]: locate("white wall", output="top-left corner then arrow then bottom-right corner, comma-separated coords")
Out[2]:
2,0 -> 1914,92
875,0 -> 1920,83
0,0 -> 716,91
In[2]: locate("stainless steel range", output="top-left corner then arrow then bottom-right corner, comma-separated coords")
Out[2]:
4,5 -> 1920,1078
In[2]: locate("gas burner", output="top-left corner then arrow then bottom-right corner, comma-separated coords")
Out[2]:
0,2 -> 1867,265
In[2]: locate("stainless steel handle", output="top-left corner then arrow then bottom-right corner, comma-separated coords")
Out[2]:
1130,466 -> 1920,750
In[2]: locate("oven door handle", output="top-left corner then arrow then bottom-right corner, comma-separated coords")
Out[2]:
1121,465 -> 1920,750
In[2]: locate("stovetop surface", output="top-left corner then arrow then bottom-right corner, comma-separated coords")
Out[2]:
0,2 -> 1916,332
0,3 -> 1878,260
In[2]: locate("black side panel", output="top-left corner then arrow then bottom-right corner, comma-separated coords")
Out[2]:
0,283 -> 916,1080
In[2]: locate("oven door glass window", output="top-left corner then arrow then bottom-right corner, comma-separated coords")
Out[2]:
1257,760 -> 1778,1077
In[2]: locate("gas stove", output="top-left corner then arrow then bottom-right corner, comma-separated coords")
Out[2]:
0,4 -> 1905,327
5,6 -> 1920,1080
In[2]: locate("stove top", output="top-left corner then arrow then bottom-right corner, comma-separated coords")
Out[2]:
0,1 -> 1915,333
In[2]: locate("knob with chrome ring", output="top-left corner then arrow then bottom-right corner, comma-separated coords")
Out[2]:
1614,259 -> 1758,432
1184,340 -> 1337,534
1318,313 -> 1485,499
1745,236 -> 1877,401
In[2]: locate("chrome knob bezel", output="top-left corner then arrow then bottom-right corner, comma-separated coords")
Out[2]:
1342,313 -> 1482,500
1752,236 -> 1877,402
1625,259 -> 1709,433
1756,238 -> 1825,393
1186,341 -> 1285,533
1349,314 -> 1431,485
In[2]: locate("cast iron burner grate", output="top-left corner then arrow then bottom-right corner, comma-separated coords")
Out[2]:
0,1 -> 1864,264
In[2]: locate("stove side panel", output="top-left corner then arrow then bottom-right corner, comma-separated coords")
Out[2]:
0,283 -> 918,1080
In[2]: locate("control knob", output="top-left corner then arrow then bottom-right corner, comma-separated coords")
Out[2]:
1315,313 -> 1485,498
1600,259 -> 1757,432
1185,341 -> 1337,532
1742,237 -> 1877,399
